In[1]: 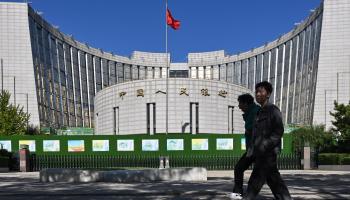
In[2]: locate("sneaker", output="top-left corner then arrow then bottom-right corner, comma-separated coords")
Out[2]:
227,192 -> 243,200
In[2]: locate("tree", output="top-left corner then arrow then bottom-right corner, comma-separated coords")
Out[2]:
330,101 -> 350,141
0,90 -> 30,135
291,125 -> 334,153
329,101 -> 350,152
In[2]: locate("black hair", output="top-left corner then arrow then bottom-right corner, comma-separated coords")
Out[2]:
238,93 -> 254,105
255,81 -> 273,94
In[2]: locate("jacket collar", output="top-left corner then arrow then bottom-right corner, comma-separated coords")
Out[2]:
243,103 -> 259,117
260,102 -> 273,112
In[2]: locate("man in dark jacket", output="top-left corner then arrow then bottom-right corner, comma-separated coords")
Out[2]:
229,93 -> 259,199
243,81 -> 292,200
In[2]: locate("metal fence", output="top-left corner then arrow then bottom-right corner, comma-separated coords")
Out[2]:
30,154 -> 301,171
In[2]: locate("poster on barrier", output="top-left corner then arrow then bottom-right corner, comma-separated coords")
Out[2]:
241,138 -> 246,150
43,140 -> 60,152
117,140 -> 134,151
216,138 -> 233,150
68,140 -> 85,152
0,140 -> 11,152
19,140 -> 36,152
142,139 -> 159,151
92,140 -> 109,151
167,139 -> 184,151
191,139 -> 208,150
240,138 -> 283,150
281,138 -> 284,149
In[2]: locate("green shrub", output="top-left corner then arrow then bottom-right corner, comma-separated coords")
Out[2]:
0,149 -> 10,157
340,157 -> 350,165
319,153 -> 350,165
318,153 -> 340,165
0,156 -> 9,168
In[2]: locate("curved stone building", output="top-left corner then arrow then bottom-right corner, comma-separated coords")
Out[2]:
95,79 -> 250,134
0,0 -> 349,134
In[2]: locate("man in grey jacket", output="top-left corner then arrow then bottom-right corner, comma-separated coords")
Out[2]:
243,81 -> 292,200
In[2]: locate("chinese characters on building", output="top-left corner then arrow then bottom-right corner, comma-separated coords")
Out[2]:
118,88 -> 228,98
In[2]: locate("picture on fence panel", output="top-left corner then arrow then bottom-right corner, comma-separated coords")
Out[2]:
92,140 -> 109,151
43,140 -> 60,152
67,140 -> 85,152
142,139 -> 159,151
216,138 -> 234,150
19,140 -> 36,152
167,139 -> 184,151
117,140 -> 134,151
191,139 -> 208,150
0,140 -> 11,152
241,138 -> 246,150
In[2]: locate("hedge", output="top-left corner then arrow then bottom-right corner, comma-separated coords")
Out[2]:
0,156 -> 9,168
318,153 -> 350,165
341,157 -> 350,165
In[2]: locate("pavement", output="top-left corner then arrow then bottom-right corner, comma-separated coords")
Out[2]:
0,170 -> 349,200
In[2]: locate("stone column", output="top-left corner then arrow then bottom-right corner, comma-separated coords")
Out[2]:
303,146 -> 311,170
19,145 -> 30,172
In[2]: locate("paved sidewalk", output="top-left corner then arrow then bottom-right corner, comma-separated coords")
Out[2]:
0,170 -> 349,199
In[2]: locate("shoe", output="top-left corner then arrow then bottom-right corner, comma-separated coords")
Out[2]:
227,192 -> 243,199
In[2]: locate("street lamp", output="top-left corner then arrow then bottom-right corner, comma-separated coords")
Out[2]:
1,58 -> 16,104
1,76 -> 16,104
17,93 -> 29,129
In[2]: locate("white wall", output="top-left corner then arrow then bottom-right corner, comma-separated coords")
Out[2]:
314,0 -> 350,128
0,3 -> 39,127
95,79 -> 250,135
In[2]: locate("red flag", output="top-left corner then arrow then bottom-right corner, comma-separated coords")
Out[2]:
166,8 -> 180,30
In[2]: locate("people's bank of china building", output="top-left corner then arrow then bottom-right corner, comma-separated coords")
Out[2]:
0,0 -> 349,135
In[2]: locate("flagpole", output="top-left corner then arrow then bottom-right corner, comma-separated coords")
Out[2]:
165,0 -> 169,135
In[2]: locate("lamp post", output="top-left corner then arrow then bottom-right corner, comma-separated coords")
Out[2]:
17,93 -> 29,129
1,58 -> 17,103
1,76 -> 16,104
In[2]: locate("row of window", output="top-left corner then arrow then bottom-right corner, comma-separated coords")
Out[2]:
98,103 -> 236,135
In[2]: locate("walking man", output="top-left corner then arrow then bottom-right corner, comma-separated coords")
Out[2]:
229,93 -> 259,199
243,81 -> 292,200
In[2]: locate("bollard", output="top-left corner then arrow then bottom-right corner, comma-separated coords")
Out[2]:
165,156 -> 170,168
19,144 -> 30,172
159,156 -> 164,168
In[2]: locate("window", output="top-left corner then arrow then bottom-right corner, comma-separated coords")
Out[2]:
228,106 -> 234,134
190,102 -> 199,134
147,103 -> 156,135
234,62 -> 241,85
113,107 -> 119,135
117,62 -> 124,83
219,64 -> 226,81
191,67 -> 198,79
198,67 -> 204,79
227,63 -> 233,83
205,66 -> 212,79
248,57 -> 256,90
169,70 -> 189,78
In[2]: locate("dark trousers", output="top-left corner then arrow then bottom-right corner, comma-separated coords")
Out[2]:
244,153 -> 292,200
233,152 -> 254,194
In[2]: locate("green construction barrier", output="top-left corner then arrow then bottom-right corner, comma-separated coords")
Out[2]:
0,133 -> 293,156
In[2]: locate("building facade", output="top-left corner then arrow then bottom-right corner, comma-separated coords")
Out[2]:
0,0 -> 349,134
95,79 -> 250,134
